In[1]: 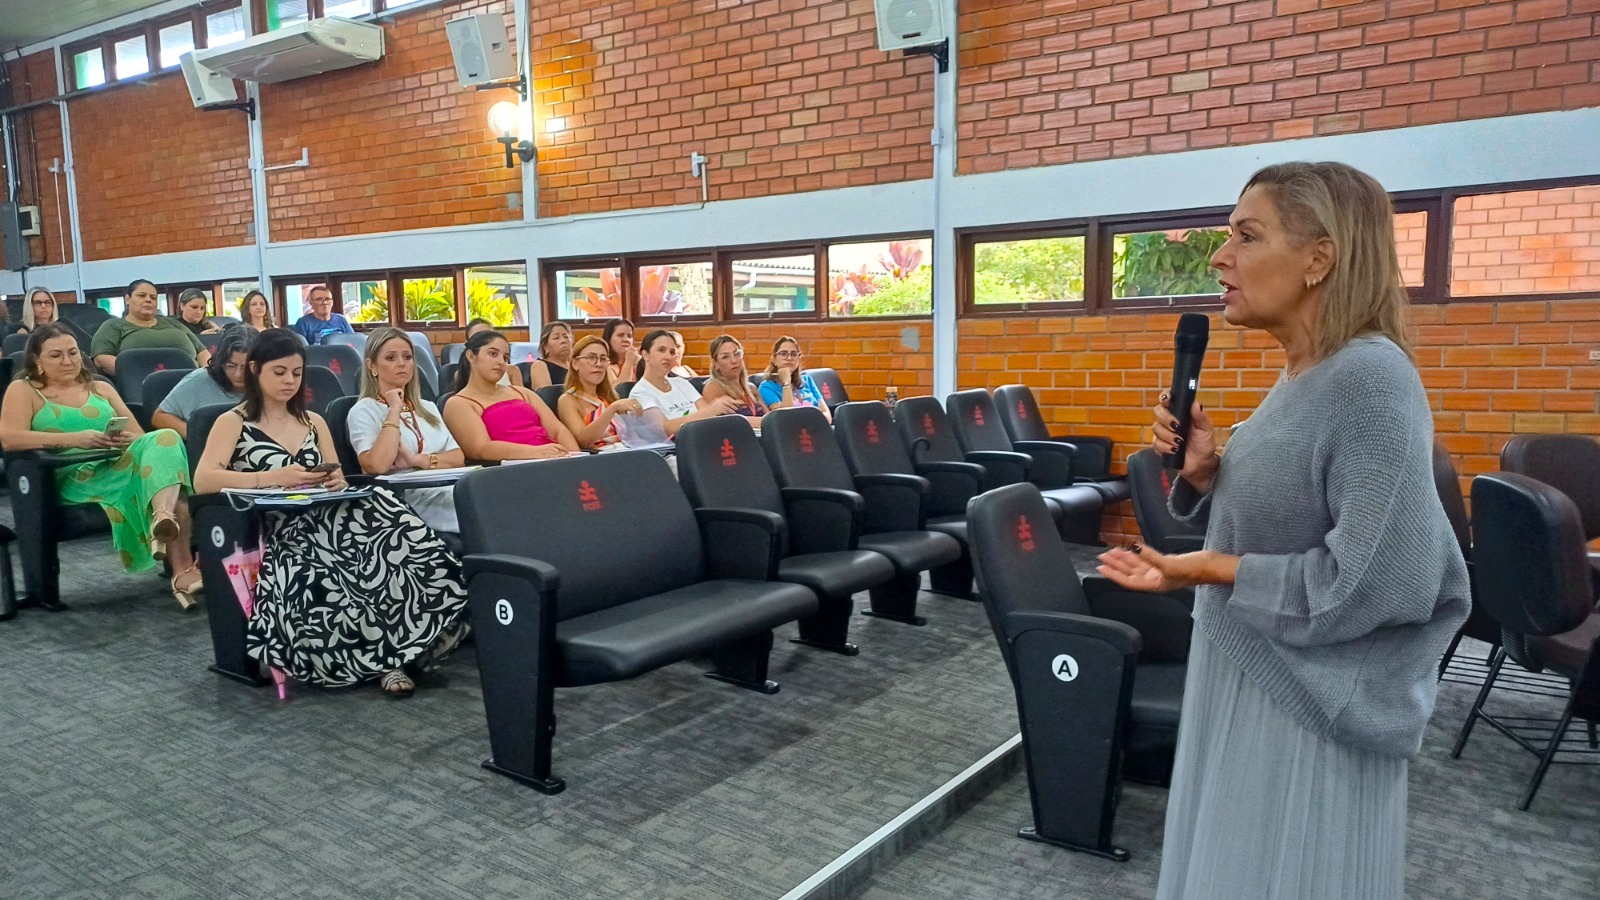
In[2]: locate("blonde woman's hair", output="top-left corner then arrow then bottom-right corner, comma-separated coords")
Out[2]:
708,334 -> 760,411
358,327 -> 440,427
564,334 -> 618,403
1242,161 -> 1411,361
23,287 -> 56,329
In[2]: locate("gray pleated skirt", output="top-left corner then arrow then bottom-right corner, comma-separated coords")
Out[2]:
1155,630 -> 1408,900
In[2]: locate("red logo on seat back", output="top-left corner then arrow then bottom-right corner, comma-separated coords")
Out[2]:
329,358 -> 342,375
922,413 -> 934,435
1017,515 -> 1035,552
1017,400 -> 1027,419
866,421 -> 880,444
155,363 -> 167,370
820,382 -> 832,399
579,480 -> 602,511
720,438 -> 737,466
799,428 -> 814,454
973,407 -> 985,426
304,387 -> 314,403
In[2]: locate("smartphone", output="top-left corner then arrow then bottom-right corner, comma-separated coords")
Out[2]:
105,416 -> 130,437
308,462 -> 341,474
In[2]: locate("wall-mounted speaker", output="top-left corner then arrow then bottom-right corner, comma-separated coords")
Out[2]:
179,52 -> 238,107
446,13 -> 518,88
1,202 -> 28,271
874,0 -> 946,52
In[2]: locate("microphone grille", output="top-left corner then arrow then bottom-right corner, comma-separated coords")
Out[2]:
1174,312 -> 1210,351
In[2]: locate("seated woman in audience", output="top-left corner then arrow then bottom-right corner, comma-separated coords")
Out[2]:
700,335 -> 769,420
443,329 -> 580,461
152,325 -> 256,438
525,321 -> 574,389
0,323 -> 201,608
603,317 -> 641,384
193,328 -> 467,697
176,288 -> 221,337
239,290 -> 275,331
465,317 -> 524,388
91,279 -> 209,376
16,286 -> 58,335
630,329 -> 743,437
347,327 -> 465,534
668,330 -> 699,378
759,335 -> 832,424
557,335 -> 644,450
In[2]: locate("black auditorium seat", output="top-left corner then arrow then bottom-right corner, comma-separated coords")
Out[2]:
438,364 -> 459,395
306,343 -> 363,394
4,445 -> 117,612
993,384 -> 1130,503
943,391 -> 1108,545
210,315 -> 240,327
616,381 -> 635,398
323,395 -> 364,476
300,365 -> 347,417
454,450 -> 818,793
508,342 -> 539,366
968,482 -> 1191,860
803,367 -> 849,412
1501,433 -> 1600,592
199,332 -> 224,354
535,385 -> 564,411
678,416 -> 895,654
1125,449 -> 1205,554
4,332 -> 31,356
113,348 -> 196,426
323,332 -> 367,352
1455,473 -> 1600,810
834,400 -> 976,598
761,406 -> 961,625
139,368 -> 192,432
405,331 -> 440,396
440,344 -> 465,366
1433,443 -> 1499,680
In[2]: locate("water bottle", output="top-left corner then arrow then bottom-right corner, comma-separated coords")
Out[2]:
885,381 -> 898,408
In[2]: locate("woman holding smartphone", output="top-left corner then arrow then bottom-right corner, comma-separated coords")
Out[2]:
194,328 -> 467,698
0,323 -> 201,607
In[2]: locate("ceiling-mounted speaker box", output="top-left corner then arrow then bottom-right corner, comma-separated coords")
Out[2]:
874,0 -> 946,52
446,13 -> 518,88
180,51 -> 238,107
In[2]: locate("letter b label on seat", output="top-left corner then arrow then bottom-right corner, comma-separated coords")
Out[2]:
1051,653 -> 1079,682
494,598 -> 514,625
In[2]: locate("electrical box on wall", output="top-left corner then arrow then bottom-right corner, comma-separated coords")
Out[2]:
874,0 -> 946,52
17,205 -> 40,236
1,201 -> 29,271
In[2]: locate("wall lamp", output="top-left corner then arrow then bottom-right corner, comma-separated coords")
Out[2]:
488,101 -> 535,168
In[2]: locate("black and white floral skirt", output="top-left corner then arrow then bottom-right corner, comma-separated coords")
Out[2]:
246,487 -> 468,687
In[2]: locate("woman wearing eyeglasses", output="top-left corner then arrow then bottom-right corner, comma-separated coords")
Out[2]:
758,335 -> 831,424
557,335 -> 644,450
151,324 -> 257,439
701,335 -> 768,422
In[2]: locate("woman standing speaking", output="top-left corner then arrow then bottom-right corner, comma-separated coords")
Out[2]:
1096,162 -> 1470,899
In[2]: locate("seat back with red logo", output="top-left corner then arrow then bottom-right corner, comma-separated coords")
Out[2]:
112,348 -> 196,407
137,368 -> 191,432
677,417 -> 784,518
834,401 -> 916,478
323,395 -> 363,476
306,344 -> 363,395
509,342 -> 540,366
802,367 -> 850,412
759,406 -> 854,493
992,383 -> 1051,443
892,396 -> 966,465
455,451 -> 704,621
944,389 -> 1014,455
300,365 -> 347,418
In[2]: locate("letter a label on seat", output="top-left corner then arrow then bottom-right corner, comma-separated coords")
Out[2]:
1051,653 -> 1079,682
495,598 -> 514,625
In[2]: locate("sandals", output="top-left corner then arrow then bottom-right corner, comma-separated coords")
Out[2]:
150,514 -> 180,562
380,669 -> 415,699
170,566 -> 202,611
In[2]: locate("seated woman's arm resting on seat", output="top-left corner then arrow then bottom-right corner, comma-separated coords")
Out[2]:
699,380 -> 764,430
526,363 -> 551,390
659,394 -> 740,437
93,353 -> 118,375
0,381 -> 123,451
443,393 -> 575,461
557,392 -> 638,448
192,412 -> 327,494
525,389 -> 579,451
150,409 -> 187,439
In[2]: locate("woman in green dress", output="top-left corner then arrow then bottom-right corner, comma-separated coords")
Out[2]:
0,323 -> 201,608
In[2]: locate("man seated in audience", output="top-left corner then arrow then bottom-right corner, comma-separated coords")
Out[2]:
291,285 -> 354,346
152,325 -> 256,438
91,279 -> 210,375
630,329 -> 742,437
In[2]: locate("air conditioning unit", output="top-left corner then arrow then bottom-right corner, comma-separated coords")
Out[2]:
180,52 -> 239,107
874,0 -> 946,52
192,17 -> 384,85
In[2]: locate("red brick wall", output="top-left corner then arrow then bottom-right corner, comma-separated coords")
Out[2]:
0,51 -> 72,268
262,0 -> 523,242
956,0 -> 1600,173
533,0 -> 935,217
1451,185 -> 1600,295
70,72 -> 253,259
959,300 -> 1600,545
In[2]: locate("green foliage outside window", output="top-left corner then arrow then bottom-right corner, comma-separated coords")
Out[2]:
347,277 -> 517,326
1112,229 -> 1227,298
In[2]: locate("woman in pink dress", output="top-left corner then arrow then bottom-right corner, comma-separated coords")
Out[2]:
442,329 -> 580,461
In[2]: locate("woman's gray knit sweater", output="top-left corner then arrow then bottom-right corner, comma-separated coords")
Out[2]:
1170,335 -> 1471,759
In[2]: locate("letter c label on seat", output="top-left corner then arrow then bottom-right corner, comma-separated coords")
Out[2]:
16,476 -> 29,495
1051,653 -> 1079,682
211,526 -> 225,548
494,598 -> 514,625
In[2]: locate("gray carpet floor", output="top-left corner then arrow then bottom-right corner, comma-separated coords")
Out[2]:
853,641 -> 1600,900
0,499 -> 1111,899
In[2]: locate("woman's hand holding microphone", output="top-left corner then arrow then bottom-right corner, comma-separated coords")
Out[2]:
1152,391 -> 1220,495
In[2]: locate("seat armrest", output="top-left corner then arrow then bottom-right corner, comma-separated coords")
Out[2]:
781,487 -> 863,555
1013,439 -> 1079,488
695,507 -> 785,581
913,460 -> 985,517
965,449 -> 1033,489
1081,576 -> 1193,664
1003,609 -> 1142,657
1050,434 -> 1113,480
465,553 -> 562,594
852,472 -> 929,533
4,448 -> 122,470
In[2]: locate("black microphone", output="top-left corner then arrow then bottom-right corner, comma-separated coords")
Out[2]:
1161,313 -> 1210,470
